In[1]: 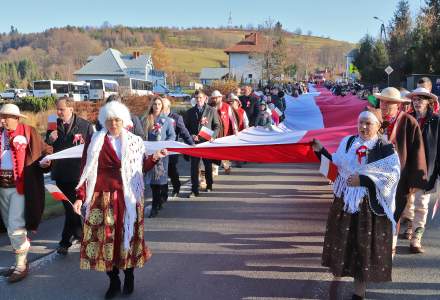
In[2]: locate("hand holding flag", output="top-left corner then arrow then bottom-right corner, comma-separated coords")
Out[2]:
45,183 -> 84,218
319,155 -> 338,182
198,126 -> 214,141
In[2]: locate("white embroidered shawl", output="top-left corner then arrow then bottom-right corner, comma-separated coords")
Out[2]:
76,128 -> 145,249
332,136 -> 401,231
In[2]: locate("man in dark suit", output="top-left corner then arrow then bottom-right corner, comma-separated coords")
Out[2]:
184,90 -> 220,197
163,98 -> 194,197
239,85 -> 259,126
46,97 -> 94,255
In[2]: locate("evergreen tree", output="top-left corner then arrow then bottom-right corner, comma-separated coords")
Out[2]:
408,15 -> 432,73
422,0 -> 440,72
271,22 -> 288,81
353,35 -> 389,84
387,0 -> 412,84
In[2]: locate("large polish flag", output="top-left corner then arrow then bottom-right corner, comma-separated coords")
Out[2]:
43,85 -> 367,163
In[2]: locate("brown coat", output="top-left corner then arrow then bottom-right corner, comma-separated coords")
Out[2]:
0,125 -> 52,232
391,112 -> 428,221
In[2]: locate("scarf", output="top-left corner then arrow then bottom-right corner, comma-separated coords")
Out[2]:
76,128 -> 146,249
384,111 -> 401,140
332,135 -> 400,231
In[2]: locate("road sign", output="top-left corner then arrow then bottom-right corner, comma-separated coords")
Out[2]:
385,66 -> 394,75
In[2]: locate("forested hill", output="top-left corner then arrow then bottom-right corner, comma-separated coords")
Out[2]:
0,26 -> 353,88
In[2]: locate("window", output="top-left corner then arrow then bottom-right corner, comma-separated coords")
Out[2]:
104,82 -> 118,92
248,74 -> 253,79
33,81 -> 51,90
53,84 -> 68,94
90,80 -> 103,89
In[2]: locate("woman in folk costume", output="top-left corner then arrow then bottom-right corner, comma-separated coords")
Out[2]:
312,107 -> 401,300
73,101 -> 167,299
142,96 -> 176,218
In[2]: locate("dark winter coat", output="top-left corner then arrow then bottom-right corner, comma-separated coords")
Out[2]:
45,114 -> 94,183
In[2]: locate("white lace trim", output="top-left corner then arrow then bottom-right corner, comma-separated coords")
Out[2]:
331,135 -> 400,232
76,128 -> 146,249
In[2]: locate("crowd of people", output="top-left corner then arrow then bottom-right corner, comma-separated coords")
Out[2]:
0,77 -> 438,300
0,83 -> 289,296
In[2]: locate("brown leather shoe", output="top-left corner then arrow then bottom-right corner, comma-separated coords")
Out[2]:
0,266 -> 15,277
8,264 -> 28,283
410,244 -> 425,254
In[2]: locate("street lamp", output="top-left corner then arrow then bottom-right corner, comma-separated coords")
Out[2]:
373,16 -> 387,41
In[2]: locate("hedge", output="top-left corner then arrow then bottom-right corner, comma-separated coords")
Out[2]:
16,96 -> 57,112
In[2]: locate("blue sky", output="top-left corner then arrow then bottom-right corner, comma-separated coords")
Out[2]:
1,0 -> 424,43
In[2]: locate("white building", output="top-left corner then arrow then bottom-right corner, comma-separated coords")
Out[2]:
74,48 -> 167,88
224,32 -> 265,84
199,67 -> 229,85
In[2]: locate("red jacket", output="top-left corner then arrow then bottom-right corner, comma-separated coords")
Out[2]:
218,102 -> 237,137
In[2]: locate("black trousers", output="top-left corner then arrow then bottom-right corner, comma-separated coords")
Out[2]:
151,184 -> 168,210
56,181 -> 83,247
190,157 -> 213,193
168,155 -> 180,191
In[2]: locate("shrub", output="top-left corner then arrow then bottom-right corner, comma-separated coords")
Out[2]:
16,96 -> 57,112
203,80 -> 239,97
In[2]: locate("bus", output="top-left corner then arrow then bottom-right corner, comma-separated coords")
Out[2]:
88,79 -> 119,100
117,78 -> 153,96
32,80 -> 89,101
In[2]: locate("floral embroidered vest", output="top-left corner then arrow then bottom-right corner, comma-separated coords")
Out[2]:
0,124 -> 30,194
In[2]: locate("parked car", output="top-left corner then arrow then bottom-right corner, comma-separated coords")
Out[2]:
0,88 -> 27,100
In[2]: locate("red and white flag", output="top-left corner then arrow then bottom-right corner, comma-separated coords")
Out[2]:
273,107 -> 283,118
43,86 -> 367,164
432,198 -> 439,220
45,183 -> 68,201
198,126 -> 214,141
48,114 -> 57,131
319,155 -> 338,181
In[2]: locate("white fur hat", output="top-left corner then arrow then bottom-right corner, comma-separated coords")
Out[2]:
98,101 -> 132,129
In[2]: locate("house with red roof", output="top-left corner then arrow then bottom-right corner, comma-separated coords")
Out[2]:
224,32 -> 265,84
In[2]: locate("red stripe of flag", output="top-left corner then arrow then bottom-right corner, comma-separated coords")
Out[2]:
45,183 -> 68,202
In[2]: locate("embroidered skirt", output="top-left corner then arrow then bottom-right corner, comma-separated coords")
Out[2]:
321,196 -> 393,282
80,191 -> 151,272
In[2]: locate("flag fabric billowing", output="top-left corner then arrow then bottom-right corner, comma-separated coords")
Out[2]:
45,183 -> 68,201
42,85 -> 366,164
319,155 -> 338,181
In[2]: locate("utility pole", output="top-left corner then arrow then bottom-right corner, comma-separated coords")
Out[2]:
373,16 -> 387,42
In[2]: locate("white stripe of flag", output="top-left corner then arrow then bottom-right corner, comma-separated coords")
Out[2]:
319,155 -> 338,181
45,183 -> 68,201
432,198 -> 439,220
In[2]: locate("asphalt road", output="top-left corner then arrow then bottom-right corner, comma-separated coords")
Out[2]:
0,161 -> 439,300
